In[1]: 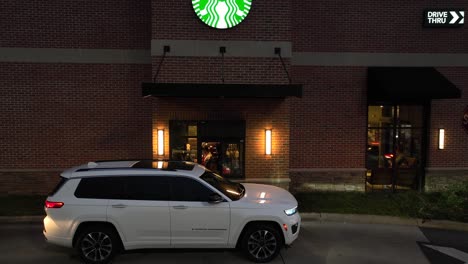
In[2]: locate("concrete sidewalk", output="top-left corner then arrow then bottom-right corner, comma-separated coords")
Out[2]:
1,213 -> 468,232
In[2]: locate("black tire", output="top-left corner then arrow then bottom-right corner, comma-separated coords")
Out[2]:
75,225 -> 120,264
241,224 -> 283,263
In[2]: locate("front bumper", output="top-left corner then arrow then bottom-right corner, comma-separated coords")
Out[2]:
284,213 -> 301,245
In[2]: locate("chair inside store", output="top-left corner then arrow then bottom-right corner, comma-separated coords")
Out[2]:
365,168 -> 393,192
395,168 -> 418,190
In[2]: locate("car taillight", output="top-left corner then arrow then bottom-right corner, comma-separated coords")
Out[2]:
45,200 -> 64,208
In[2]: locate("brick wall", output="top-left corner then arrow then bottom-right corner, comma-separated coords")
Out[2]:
424,68 -> 468,190
0,170 -> 61,195
0,63 -> 152,169
290,67 -> 368,168
293,0 -> 468,52
0,0 -> 151,49
429,68 -> 468,168
152,57 -> 290,84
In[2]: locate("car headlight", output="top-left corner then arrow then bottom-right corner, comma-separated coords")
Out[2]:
284,206 -> 297,216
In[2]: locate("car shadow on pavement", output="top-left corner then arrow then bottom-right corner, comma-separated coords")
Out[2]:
417,227 -> 468,264
417,242 -> 464,264
115,248 -> 265,264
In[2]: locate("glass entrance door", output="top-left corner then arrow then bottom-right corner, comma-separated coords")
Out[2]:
366,105 -> 425,191
169,120 -> 245,179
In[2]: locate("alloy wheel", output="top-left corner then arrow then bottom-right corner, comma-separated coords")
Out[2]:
247,230 -> 278,261
80,232 -> 113,262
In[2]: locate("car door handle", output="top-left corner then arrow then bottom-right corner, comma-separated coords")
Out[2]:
111,204 -> 127,208
173,205 -> 188,210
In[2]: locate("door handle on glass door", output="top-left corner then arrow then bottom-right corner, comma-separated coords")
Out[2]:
173,205 -> 188,209
111,204 -> 127,208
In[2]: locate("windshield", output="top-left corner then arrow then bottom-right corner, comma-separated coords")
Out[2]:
200,171 -> 245,201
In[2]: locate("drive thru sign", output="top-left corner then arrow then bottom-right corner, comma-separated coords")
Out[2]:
424,9 -> 464,27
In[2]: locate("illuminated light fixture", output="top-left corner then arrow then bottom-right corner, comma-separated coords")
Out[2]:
157,161 -> 164,169
260,192 -> 266,199
265,129 -> 272,155
157,129 -> 164,156
438,128 -> 445,150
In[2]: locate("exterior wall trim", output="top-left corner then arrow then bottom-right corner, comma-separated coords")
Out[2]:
0,48 -> 151,64
290,168 -> 367,172
1,47 -> 467,67
232,178 -> 291,183
426,167 -> 468,171
0,169 -> 63,172
151,39 -> 292,58
292,52 -> 468,67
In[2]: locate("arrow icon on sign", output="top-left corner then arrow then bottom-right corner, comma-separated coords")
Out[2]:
460,11 -> 465,24
450,11 -> 459,24
424,244 -> 468,263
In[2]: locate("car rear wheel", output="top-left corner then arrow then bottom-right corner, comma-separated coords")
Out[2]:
241,224 -> 282,263
76,226 -> 120,264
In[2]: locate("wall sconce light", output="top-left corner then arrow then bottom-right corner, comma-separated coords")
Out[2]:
438,128 -> 445,150
157,129 -> 164,155
265,129 -> 272,155
157,161 -> 164,169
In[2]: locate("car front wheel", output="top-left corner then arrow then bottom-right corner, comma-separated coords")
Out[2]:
241,224 -> 283,263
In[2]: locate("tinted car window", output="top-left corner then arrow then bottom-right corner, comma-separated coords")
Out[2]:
123,176 -> 170,201
75,177 -> 123,199
170,177 -> 213,202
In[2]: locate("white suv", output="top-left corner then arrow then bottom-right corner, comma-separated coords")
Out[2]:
44,160 -> 300,263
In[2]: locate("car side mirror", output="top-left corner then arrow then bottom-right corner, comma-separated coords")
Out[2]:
208,193 -> 223,204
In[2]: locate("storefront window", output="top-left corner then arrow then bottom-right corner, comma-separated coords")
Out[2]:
366,105 -> 424,191
169,121 -> 198,162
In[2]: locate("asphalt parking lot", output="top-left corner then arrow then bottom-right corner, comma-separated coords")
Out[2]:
1,221 -> 467,264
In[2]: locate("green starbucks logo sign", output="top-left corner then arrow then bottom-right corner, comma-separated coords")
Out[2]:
192,0 -> 252,29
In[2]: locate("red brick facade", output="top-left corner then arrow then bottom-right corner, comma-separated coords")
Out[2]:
429,68 -> 468,167
0,63 -> 152,169
293,0 -> 468,53
0,0 -> 467,194
290,67 -> 368,169
0,0 -> 151,49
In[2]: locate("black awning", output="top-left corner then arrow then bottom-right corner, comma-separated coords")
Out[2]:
368,67 -> 461,103
142,83 -> 302,98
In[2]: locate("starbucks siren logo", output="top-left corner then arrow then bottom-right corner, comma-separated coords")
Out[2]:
192,0 -> 252,29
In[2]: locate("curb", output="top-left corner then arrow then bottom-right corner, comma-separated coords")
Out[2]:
1,214 -> 468,232
300,213 -> 468,232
